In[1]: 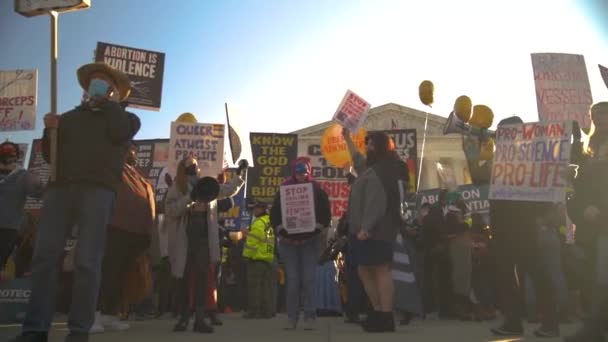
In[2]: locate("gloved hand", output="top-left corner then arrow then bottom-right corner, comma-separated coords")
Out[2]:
236,159 -> 249,176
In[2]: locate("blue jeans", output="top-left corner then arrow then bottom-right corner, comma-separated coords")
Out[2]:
279,235 -> 320,322
22,185 -> 115,334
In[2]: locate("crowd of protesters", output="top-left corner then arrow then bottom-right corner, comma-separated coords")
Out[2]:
0,61 -> 607,342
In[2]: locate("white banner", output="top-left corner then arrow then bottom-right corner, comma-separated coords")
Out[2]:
0,70 -> 37,132
489,121 -> 572,203
168,122 -> 225,179
280,183 -> 316,234
332,90 -> 370,132
531,53 -> 593,130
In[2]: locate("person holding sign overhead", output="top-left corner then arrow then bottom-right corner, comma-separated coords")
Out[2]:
270,157 -> 331,331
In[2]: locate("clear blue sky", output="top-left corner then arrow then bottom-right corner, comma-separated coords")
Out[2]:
1,0 -> 607,163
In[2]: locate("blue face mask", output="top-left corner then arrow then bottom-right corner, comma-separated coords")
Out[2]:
87,78 -> 111,99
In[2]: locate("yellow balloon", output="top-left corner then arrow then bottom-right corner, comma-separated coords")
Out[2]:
321,124 -> 366,168
176,112 -> 198,123
419,80 -> 434,106
469,105 -> 494,129
454,96 -> 472,122
480,138 -> 495,161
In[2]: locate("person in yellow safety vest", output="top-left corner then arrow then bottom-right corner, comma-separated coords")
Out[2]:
242,201 -> 275,319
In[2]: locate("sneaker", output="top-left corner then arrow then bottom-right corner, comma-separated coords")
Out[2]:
534,327 -> 559,338
101,315 -> 130,331
90,312 -> 105,334
302,319 -> 316,331
283,320 -> 297,330
491,324 -> 524,336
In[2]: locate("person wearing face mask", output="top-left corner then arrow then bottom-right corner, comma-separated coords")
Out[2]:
165,157 -> 248,333
90,141 -> 156,334
0,141 -> 43,272
10,63 -> 140,342
270,157 -> 332,331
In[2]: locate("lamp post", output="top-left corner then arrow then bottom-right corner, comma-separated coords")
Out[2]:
15,0 -> 91,181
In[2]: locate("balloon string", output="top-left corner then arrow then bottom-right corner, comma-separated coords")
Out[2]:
417,111 -> 429,192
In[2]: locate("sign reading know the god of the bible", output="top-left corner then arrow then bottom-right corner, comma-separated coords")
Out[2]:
280,183 -> 316,234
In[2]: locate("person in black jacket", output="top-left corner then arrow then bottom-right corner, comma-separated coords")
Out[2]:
10,63 -> 140,342
270,157 -> 332,331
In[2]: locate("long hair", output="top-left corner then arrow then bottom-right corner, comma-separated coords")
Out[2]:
174,158 -> 189,195
365,132 -> 397,167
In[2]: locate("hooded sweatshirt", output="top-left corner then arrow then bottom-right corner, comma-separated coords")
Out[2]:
0,167 -> 43,230
270,157 -> 332,241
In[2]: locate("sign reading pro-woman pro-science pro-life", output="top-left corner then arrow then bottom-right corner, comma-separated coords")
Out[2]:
489,120 -> 572,203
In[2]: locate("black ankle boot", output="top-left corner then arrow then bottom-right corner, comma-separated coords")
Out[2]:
173,316 -> 189,332
207,311 -> 223,326
362,311 -> 379,332
379,312 -> 396,332
193,318 -> 214,334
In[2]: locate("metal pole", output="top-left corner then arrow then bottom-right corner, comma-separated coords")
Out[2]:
49,11 -> 58,182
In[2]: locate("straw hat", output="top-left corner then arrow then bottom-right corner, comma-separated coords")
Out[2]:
77,62 -> 132,101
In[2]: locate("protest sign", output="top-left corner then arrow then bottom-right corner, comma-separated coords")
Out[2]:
248,133 -> 298,205
600,64 -> 608,90
489,121 -> 572,202
0,70 -> 37,132
168,122 -> 225,179
280,183 -> 316,234
96,42 -> 165,111
300,138 -> 351,220
531,53 -> 593,129
24,139 -> 48,212
218,168 -> 249,231
378,129 -> 417,192
133,139 -> 169,212
332,90 -> 370,132
418,184 -> 491,223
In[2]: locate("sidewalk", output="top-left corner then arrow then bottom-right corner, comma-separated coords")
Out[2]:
0,314 -> 578,342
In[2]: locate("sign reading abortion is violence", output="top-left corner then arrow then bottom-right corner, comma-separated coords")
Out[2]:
168,122 -> 225,179
96,42 -> 165,111
489,121 -> 572,203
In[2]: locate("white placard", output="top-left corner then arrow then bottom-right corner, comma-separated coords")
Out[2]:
0,70 -> 37,132
168,122 -> 225,179
280,183 -> 316,234
332,90 -> 371,132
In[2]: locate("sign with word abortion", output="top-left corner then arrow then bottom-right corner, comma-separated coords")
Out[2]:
379,129 -> 417,192
280,183 -> 316,234
133,139 -> 170,212
531,53 -> 593,129
489,121 -> 572,202
333,90 -> 371,132
0,70 -> 37,132
248,133 -> 298,205
96,42 -> 165,111
418,184 -> 491,223
169,122 -> 225,179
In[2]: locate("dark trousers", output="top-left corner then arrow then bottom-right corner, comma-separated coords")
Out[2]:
99,228 -> 149,315
0,228 -> 18,271
495,238 -> 558,329
177,245 -> 209,321
246,259 -> 273,316
423,249 -> 452,315
156,257 -> 173,315
345,238 -> 366,317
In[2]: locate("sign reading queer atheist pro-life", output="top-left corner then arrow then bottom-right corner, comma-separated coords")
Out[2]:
489,121 -> 572,203
248,133 -> 298,205
531,53 -> 593,130
0,70 -> 38,132
96,42 -> 165,111
168,122 -> 225,179
280,183 -> 316,234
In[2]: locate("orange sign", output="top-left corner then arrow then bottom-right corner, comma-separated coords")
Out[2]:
320,124 -> 366,168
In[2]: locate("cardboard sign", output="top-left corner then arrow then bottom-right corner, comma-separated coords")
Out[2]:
248,133 -> 298,204
531,53 -> 593,129
280,183 -> 316,234
489,121 -> 572,202
332,90 -> 370,132
0,70 -> 37,132
96,42 -> 165,111
168,122 -> 225,179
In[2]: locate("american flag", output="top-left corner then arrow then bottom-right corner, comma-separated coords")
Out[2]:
600,64 -> 608,90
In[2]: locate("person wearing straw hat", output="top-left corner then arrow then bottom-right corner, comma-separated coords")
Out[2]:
10,62 -> 140,342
